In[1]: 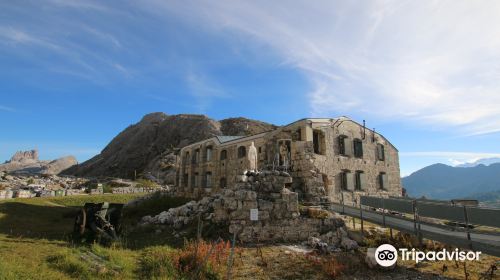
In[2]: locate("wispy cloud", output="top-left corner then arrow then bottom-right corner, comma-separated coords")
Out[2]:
143,0 -> 500,135
185,69 -> 229,112
0,105 -> 16,112
400,151 -> 500,167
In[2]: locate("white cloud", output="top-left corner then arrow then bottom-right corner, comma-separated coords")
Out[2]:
144,0 -> 500,135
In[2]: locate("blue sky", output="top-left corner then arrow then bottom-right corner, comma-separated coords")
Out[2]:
1,0 -> 500,176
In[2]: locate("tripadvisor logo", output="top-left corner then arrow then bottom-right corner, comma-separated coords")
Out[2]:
373,244 -> 482,267
375,244 -> 398,267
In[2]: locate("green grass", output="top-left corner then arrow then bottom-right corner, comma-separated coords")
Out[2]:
0,193 -> 184,279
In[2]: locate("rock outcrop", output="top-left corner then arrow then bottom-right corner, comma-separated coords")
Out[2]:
62,113 -> 276,181
8,150 -> 39,163
0,150 -> 77,175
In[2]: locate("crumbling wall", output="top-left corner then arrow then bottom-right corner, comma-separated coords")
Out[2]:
142,172 -> 354,246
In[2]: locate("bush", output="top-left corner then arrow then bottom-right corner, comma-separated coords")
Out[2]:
170,239 -> 231,280
138,240 -> 232,280
307,207 -> 330,219
102,184 -> 112,193
135,179 -> 159,189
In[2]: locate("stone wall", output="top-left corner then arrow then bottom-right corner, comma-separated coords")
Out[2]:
111,186 -> 159,194
0,190 -> 14,200
143,172 -> 355,247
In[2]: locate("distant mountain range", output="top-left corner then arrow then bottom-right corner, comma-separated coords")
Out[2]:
455,157 -> 500,167
402,162 -> 500,200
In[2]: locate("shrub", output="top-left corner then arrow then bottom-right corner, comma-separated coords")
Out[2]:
135,179 -> 159,189
171,239 -> 232,279
307,207 -> 330,219
102,184 -> 112,193
305,254 -> 346,278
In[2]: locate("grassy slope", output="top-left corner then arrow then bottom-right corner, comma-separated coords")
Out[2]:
0,194 -> 162,279
1,194 -> 499,279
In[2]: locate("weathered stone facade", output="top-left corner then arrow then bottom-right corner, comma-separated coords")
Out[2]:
176,117 -> 402,204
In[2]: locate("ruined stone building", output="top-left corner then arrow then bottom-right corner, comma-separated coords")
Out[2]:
176,117 -> 402,203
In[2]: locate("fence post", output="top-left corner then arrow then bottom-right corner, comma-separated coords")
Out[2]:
360,202 -> 364,234
463,206 -> 472,249
412,200 -> 417,235
381,197 -> 386,228
341,191 -> 345,214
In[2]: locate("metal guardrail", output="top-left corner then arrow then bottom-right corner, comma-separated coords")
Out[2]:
330,202 -> 500,257
331,196 -> 500,257
360,196 -> 500,228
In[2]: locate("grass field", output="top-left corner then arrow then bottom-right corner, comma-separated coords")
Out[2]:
0,194 -> 498,279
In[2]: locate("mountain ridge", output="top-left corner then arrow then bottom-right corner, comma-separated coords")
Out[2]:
402,162 -> 500,199
62,113 -> 276,182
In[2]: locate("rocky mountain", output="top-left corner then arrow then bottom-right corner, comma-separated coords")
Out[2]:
402,163 -> 500,199
62,113 -> 276,182
0,149 -> 77,175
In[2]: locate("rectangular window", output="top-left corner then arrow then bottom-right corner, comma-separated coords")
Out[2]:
193,149 -> 200,164
355,171 -> 365,190
313,130 -> 325,155
353,139 -> 363,158
378,172 -> 387,190
377,144 -> 385,161
340,172 -> 347,190
340,171 -> 354,191
194,172 -> 199,187
206,146 -> 213,161
205,172 -> 212,188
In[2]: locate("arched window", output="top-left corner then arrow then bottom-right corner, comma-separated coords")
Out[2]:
184,152 -> 190,165
220,149 -> 227,160
238,146 -> 246,158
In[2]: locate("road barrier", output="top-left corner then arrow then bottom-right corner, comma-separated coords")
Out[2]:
342,195 -> 500,256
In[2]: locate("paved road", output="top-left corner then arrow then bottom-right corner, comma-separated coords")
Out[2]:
330,203 -> 500,257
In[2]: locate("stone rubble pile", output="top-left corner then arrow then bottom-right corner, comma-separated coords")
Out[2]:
141,171 -> 359,250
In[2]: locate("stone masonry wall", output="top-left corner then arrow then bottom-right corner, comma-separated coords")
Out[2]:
143,172 -> 355,247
